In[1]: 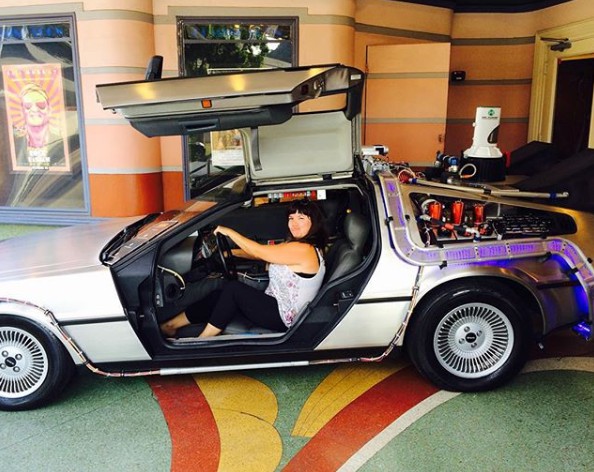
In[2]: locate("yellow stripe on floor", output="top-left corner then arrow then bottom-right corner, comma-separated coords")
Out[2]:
292,361 -> 408,438
194,373 -> 282,471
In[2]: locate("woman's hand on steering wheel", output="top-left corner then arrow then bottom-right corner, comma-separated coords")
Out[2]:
213,228 -> 237,279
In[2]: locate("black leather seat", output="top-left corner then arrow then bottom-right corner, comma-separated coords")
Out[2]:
325,212 -> 370,283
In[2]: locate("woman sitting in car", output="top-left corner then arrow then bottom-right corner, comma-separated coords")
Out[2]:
160,199 -> 327,338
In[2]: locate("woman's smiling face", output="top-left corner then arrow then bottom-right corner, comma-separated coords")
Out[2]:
288,211 -> 312,240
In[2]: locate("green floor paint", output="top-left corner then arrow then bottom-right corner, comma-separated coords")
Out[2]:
360,370 -> 594,472
250,364 -> 336,470
0,374 -> 171,472
0,224 -> 57,240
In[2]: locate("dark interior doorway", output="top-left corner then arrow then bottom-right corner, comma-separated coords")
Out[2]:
551,58 -> 594,159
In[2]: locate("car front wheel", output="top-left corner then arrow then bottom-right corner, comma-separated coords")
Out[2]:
0,316 -> 74,411
406,280 -> 531,392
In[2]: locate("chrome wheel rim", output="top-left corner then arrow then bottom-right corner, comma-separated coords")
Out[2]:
433,303 -> 514,379
0,327 -> 49,399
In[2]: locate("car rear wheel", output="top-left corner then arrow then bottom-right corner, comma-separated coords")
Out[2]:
0,316 -> 74,411
406,280 -> 530,392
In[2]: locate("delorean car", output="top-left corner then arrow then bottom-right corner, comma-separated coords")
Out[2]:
0,64 -> 593,411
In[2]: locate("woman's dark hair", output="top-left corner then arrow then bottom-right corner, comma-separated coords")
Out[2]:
286,198 -> 327,249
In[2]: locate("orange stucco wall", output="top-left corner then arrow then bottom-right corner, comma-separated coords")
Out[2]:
445,0 -> 594,158
89,173 -> 164,217
1,0 -> 593,219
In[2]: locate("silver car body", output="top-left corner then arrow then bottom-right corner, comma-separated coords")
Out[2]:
319,176 -> 594,350
0,219 -> 151,363
1,64 -> 592,409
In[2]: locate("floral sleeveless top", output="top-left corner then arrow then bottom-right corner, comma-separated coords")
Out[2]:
265,248 -> 325,327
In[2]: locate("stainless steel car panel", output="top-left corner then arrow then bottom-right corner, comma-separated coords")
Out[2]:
358,245 -> 419,300
0,219 -> 152,365
0,298 -> 85,365
416,263 -> 552,327
0,218 -> 136,281
359,183 -> 419,300
97,66 -> 334,109
0,267 -> 151,364
96,66 -> 362,120
251,111 -> 354,183
0,219 -> 133,324
0,267 -> 124,319
315,301 -> 409,350
63,322 -> 151,363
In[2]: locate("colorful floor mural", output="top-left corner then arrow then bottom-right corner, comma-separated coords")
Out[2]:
1,328 -> 594,471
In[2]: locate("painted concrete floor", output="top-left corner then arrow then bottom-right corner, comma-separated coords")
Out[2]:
1,327 -> 593,472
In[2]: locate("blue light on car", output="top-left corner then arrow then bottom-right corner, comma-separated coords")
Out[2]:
574,285 -> 590,315
572,321 -> 592,341
507,241 -> 546,255
445,246 -> 476,261
477,244 -> 508,258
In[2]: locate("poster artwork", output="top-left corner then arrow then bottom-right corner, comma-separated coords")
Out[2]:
2,63 -> 70,172
211,130 -> 244,167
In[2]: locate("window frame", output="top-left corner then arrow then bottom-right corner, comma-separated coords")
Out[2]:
177,16 -> 298,201
0,14 -> 90,224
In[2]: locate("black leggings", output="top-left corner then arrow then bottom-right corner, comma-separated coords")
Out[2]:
185,280 -> 287,332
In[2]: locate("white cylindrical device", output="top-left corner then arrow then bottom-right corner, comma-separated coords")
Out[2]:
463,106 -> 506,182
463,106 -> 503,159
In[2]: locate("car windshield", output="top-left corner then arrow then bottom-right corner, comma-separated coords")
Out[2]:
101,175 -> 249,264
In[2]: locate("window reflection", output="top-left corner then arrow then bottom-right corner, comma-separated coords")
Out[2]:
179,18 -> 296,199
0,18 -> 85,211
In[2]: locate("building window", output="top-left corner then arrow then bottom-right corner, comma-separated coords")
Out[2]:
178,18 -> 297,198
0,17 -> 87,216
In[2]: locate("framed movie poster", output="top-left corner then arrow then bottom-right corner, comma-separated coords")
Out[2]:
2,63 -> 70,172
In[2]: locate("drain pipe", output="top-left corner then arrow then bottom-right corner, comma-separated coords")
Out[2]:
409,177 -> 569,200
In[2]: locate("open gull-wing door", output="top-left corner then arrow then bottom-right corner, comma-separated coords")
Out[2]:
97,64 -> 365,184
96,64 -> 364,137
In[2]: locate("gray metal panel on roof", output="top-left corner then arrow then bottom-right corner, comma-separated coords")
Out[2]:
95,64 -> 364,136
96,66 -> 339,112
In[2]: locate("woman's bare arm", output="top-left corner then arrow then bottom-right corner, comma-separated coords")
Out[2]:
215,226 -> 319,272
231,248 -> 258,259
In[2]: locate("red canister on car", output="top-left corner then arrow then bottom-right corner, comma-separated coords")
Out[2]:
473,203 -> 485,225
451,200 -> 464,225
428,201 -> 442,221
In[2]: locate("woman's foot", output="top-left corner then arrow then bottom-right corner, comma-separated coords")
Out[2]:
160,322 -> 178,337
160,312 -> 190,337
198,323 -> 223,338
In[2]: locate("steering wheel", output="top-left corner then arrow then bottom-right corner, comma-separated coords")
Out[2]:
215,233 -> 237,279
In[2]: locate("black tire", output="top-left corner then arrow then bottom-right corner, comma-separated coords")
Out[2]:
0,316 -> 74,411
406,280 -> 531,392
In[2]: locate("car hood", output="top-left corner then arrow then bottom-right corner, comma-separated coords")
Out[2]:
0,217 -> 138,281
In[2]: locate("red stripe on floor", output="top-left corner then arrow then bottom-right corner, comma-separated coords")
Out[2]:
283,366 -> 438,471
148,376 -> 220,471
